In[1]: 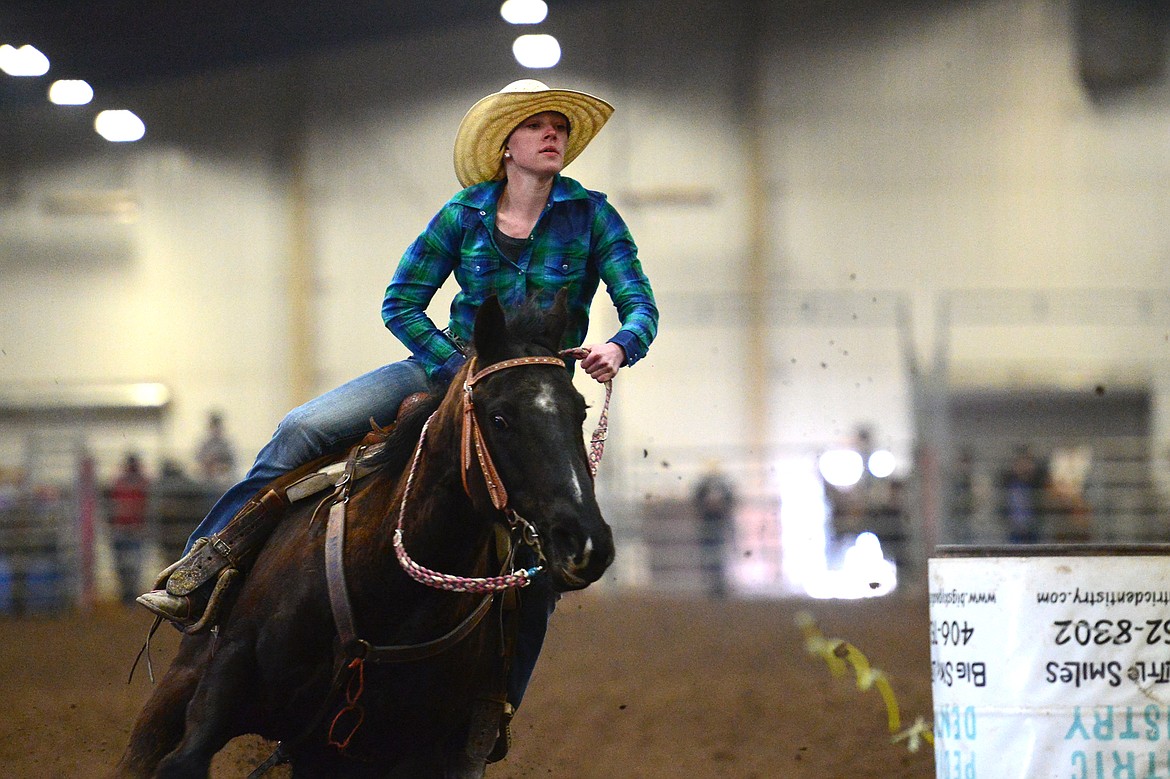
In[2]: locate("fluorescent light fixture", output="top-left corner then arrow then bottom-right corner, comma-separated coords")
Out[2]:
129,382 -> 171,408
500,0 -> 548,24
0,44 -> 50,76
48,79 -> 93,105
512,34 -> 560,68
94,110 -> 146,142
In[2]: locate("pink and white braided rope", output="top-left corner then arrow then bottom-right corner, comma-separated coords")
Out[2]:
392,348 -> 613,593
559,346 -> 612,480
393,414 -> 537,592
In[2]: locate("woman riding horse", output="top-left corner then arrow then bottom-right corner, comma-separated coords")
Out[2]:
120,296 -> 619,777
137,78 -> 658,716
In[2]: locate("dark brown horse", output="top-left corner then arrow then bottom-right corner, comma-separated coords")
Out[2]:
116,294 -> 615,778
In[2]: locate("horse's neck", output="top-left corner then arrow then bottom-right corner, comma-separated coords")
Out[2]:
386,408 -> 496,575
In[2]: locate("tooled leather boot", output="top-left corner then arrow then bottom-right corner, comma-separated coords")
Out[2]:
135,488 -> 289,633
135,540 -> 212,626
136,536 -> 238,633
136,587 -> 208,626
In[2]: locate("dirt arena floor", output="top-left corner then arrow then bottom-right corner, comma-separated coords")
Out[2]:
0,580 -> 936,778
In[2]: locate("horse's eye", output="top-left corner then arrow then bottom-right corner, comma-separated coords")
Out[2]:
491,415 -> 509,430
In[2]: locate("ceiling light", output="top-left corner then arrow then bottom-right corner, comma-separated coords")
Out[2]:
500,0 -> 548,24
48,79 -> 93,105
512,34 -> 560,69
0,44 -> 50,76
94,110 -> 146,143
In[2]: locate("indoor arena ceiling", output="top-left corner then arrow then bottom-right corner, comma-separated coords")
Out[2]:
0,1 -> 505,105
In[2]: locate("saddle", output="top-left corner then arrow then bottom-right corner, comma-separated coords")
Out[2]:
157,393 -> 429,634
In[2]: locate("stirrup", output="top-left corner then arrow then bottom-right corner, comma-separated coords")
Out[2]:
461,697 -> 508,767
486,702 -> 514,763
184,567 -> 239,634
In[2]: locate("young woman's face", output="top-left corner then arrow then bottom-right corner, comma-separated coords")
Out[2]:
504,111 -> 570,179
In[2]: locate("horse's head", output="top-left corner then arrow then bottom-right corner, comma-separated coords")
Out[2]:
462,292 -> 615,592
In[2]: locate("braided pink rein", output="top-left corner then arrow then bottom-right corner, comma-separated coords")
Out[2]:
560,346 -> 612,480
393,347 -> 612,592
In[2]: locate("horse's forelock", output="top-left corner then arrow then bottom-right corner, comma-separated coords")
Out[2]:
503,306 -> 546,347
503,295 -> 565,356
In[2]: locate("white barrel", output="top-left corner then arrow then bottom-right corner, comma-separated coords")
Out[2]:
929,545 -> 1170,779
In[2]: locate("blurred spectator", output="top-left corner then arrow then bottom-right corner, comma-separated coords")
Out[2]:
692,462 -> 736,599
1047,445 -> 1094,542
950,449 -> 976,542
823,424 -> 880,546
865,479 -> 909,565
149,459 -> 218,564
195,411 -> 236,485
1001,445 -> 1048,544
108,452 -> 149,604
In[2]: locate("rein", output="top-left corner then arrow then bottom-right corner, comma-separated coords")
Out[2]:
558,345 -> 611,480
393,412 -> 541,592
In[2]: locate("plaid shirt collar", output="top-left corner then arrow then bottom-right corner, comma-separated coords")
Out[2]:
450,174 -> 591,213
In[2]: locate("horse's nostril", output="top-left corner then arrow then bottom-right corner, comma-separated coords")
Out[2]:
549,522 -> 613,582
550,527 -> 592,571
573,536 -> 594,569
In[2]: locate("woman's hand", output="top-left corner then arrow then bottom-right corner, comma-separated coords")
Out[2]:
579,342 -> 625,383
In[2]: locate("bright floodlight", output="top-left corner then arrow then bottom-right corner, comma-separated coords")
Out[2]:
0,44 -> 50,76
500,0 -> 548,24
512,34 -> 561,69
867,449 -> 896,478
804,531 -> 897,600
94,110 -> 146,142
48,79 -> 93,105
818,449 -> 864,488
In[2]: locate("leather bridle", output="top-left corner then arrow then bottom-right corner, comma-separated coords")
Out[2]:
460,354 -> 570,512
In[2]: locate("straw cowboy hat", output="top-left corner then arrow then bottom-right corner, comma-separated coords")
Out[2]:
453,79 -> 614,188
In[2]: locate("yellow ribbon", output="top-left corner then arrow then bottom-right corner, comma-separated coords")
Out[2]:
796,611 -> 935,752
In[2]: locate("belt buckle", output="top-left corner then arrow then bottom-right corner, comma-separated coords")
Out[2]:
443,327 -> 468,355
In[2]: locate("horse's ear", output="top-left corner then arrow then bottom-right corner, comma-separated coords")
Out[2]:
541,288 -> 569,350
473,295 -> 509,363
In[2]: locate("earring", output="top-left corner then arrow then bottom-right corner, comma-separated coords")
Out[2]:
503,151 -> 511,159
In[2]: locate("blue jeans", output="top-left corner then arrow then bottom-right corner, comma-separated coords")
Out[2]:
184,358 -> 430,552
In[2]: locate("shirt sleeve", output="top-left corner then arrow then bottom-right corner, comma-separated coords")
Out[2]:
382,204 -> 467,381
591,198 -> 659,367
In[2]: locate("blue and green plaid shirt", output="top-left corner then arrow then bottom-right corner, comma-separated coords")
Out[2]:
383,175 -> 658,382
